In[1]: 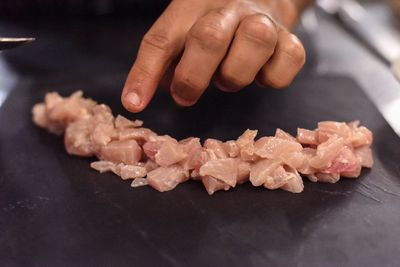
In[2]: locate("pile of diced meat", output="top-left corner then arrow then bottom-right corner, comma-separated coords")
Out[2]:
32,91 -> 374,194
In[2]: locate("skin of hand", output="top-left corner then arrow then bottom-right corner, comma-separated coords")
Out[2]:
122,0 -> 311,112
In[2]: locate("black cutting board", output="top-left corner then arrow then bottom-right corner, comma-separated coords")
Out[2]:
1,72 -> 400,267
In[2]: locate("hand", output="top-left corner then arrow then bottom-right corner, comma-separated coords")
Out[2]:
122,0 -> 307,112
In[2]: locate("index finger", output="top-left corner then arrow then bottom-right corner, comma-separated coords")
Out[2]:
121,1 -> 203,112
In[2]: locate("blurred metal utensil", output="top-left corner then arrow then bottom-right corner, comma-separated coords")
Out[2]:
317,0 -> 400,81
0,37 -> 35,51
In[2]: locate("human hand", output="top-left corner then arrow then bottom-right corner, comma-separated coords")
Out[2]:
122,0 -> 307,112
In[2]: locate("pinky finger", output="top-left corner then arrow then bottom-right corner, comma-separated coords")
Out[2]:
256,30 -> 305,89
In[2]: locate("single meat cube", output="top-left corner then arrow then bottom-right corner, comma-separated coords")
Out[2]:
314,172 -> 340,183
179,138 -> 203,170
237,161 -> 250,184
201,175 -> 230,195
115,115 -> 143,129
222,140 -> 240,158
199,158 -> 238,187
354,145 -> 374,168
280,167 -> 304,193
90,160 -> 116,173
131,178 -> 148,188
64,118 -> 94,157
297,128 -> 318,145
147,165 -> 189,192
322,146 -> 361,178
317,121 -> 352,143
90,122 -> 116,149
263,165 -> 294,190
237,129 -> 258,148
144,160 -> 160,172
249,159 -> 281,187
309,135 -> 345,169
279,151 -> 305,169
143,141 -> 162,161
275,128 -> 297,142
100,139 -> 142,165
204,139 -> 228,159
254,137 -> 302,159
297,148 -> 317,175
118,164 -> 147,180
240,142 -> 259,162
155,139 -> 188,167
118,128 -> 157,144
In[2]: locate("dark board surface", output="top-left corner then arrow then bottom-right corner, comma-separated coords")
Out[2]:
1,17 -> 400,267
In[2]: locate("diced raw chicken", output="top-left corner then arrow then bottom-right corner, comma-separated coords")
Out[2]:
131,178 -> 148,188
309,136 -> 345,169
237,161 -> 250,184
115,115 -> 143,129
317,121 -> 352,143
90,161 -> 116,173
32,91 -> 375,195
201,176 -> 230,195
297,148 -> 317,175
143,141 -> 162,161
237,129 -> 258,148
147,165 -> 189,192
64,118 -> 94,156
118,128 -> 157,144
322,146 -> 361,178
155,140 -> 188,167
280,167 -> 304,193
354,145 -> 374,168
199,158 -> 238,187
249,159 -> 281,187
297,128 -> 318,145
275,128 -> 297,142
143,160 -> 160,172
222,140 -> 240,158
117,164 -> 147,180
100,139 -> 142,165
254,137 -> 302,159
240,142 -> 259,162
204,139 -> 228,159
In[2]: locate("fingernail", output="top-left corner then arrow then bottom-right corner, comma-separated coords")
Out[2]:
126,92 -> 141,106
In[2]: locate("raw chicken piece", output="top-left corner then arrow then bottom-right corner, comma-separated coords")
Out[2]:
354,145 -> 374,168
237,161 -> 250,184
131,178 -> 148,188
115,115 -> 143,129
118,128 -> 157,144
309,136 -> 345,169
201,176 -> 230,195
90,161 -> 116,173
33,91 -> 375,195
254,137 -> 303,159
275,128 -> 297,142
280,167 -> 304,193
322,146 -> 361,178
237,129 -> 258,148
147,165 -> 189,192
297,128 -> 318,145
249,159 -> 281,187
204,139 -> 228,159
222,140 -> 240,158
199,158 -> 238,187
100,139 -> 142,165
155,139 -> 188,167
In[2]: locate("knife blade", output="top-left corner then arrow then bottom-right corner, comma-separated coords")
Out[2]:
0,37 -> 35,51
317,0 -> 400,81
305,3 -> 400,137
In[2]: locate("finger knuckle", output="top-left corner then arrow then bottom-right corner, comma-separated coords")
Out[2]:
142,32 -> 173,52
240,15 -> 277,47
221,68 -> 251,89
175,72 -> 206,93
279,35 -> 306,65
189,23 -> 228,50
